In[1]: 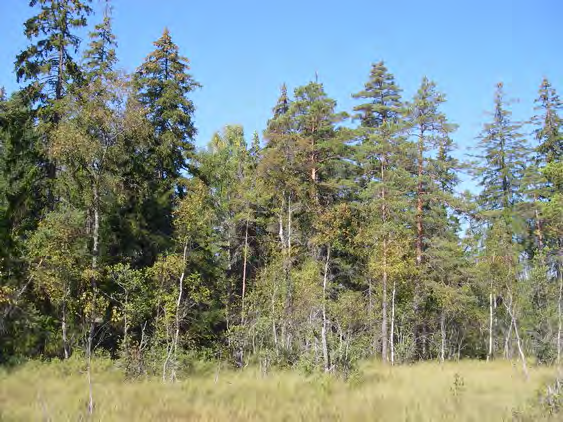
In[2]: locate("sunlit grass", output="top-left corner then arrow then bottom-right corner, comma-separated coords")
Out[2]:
0,357 -> 557,421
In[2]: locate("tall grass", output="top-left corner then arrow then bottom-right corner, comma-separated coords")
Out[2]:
0,357 -> 558,421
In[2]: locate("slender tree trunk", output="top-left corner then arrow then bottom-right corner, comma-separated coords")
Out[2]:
56,41 -> 63,101
440,309 -> 446,364
321,246 -> 331,372
505,293 -> 529,379
504,315 -> 513,360
488,284 -> 494,362
414,133 -> 424,355
123,292 -> 129,353
534,196 -> 544,250
284,195 -> 293,352
241,218 -> 249,324
278,209 -> 285,248
163,241 -> 188,382
171,241 -> 188,381
272,281 -> 278,355
380,162 -> 388,362
287,195 -> 292,256
87,182 -> 100,414
390,280 -> 396,366
62,295 -> 69,360
558,260 -> 563,366
381,239 -> 388,363
239,215 -> 250,367
368,277 -> 374,355
87,322 -> 94,415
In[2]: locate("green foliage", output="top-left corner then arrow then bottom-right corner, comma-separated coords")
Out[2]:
15,0 -> 93,104
2,0 -> 563,381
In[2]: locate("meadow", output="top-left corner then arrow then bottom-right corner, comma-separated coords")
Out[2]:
0,358 -> 559,421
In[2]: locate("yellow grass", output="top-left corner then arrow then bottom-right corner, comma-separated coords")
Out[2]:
0,358 -> 558,421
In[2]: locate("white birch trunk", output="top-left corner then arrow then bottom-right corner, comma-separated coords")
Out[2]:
505,293 -> 529,379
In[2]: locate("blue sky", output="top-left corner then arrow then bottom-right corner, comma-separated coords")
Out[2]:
1,0 -> 561,190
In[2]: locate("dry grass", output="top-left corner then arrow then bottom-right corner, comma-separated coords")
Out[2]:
0,357 -> 557,421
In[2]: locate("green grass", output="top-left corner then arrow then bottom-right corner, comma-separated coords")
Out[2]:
0,357 -> 558,421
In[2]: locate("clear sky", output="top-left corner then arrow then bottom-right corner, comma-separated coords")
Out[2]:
1,0 -> 561,190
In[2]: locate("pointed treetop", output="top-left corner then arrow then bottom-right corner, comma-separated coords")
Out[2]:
272,83 -> 290,118
15,0 -> 93,102
534,78 -> 562,164
83,11 -> 117,81
352,60 -> 403,128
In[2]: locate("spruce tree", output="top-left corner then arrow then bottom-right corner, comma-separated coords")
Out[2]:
14,0 -> 92,211
0,92 -> 45,298
474,83 -> 529,363
135,28 -> 200,185
531,78 -> 563,362
83,13 -> 117,83
475,83 -> 528,229
128,29 -> 200,266
535,78 -> 563,166
15,0 -> 92,106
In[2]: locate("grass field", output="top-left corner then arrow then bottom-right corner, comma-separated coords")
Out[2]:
0,357 -> 559,421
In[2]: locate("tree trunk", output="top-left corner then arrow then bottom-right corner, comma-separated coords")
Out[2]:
86,182 -> 100,414
321,245 -> 331,372
241,218 -> 249,324
440,309 -> 446,364
381,239 -> 388,363
534,197 -> 544,250
414,132 -> 424,354
390,280 -> 396,366
123,292 -> 129,353
87,322 -> 94,415
488,286 -> 494,362
380,161 -> 388,362
172,241 -> 188,381
504,314 -> 513,360
272,280 -> 278,355
558,259 -> 563,366
164,241 -> 188,382
368,277 -> 374,355
62,295 -> 69,360
505,293 -> 529,379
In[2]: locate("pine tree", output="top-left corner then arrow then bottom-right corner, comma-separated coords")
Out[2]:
409,77 -> 458,358
421,105 -> 468,363
352,62 -> 413,363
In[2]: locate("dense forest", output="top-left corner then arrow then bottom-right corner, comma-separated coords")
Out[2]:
1,0 -> 562,382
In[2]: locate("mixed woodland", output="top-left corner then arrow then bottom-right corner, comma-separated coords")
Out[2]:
1,0 -> 562,383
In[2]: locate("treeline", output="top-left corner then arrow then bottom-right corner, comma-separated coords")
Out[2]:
1,0 -> 562,378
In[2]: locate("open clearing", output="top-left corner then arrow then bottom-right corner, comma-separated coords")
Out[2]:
0,359 -> 557,421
